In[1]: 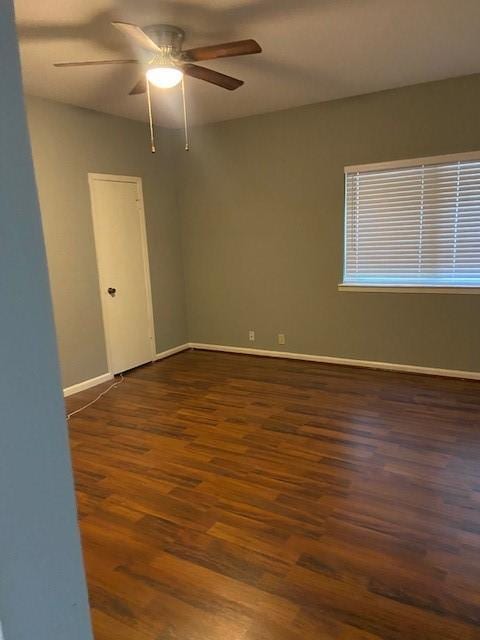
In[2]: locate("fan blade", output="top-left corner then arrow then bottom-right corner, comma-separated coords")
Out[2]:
183,64 -> 243,90
112,21 -> 160,53
129,77 -> 147,95
54,59 -> 138,67
183,39 -> 261,62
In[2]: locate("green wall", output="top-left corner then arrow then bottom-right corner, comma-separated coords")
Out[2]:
28,74 -> 480,382
178,74 -> 480,372
26,97 -> 187,388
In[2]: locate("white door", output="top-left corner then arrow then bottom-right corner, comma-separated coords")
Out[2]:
89,174 -> 155,374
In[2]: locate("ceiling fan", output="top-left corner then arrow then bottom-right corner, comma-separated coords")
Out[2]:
54,22 -> 262,94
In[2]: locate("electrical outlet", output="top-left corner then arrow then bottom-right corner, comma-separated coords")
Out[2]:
278,333 -> 286,345
249,330 -> 255,342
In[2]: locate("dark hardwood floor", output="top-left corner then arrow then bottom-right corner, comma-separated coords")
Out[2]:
66,349 -> 480,640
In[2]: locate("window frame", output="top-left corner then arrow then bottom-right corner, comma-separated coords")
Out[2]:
339,150 -> 480,294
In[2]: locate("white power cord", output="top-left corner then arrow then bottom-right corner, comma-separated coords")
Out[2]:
67,374 -> 124,420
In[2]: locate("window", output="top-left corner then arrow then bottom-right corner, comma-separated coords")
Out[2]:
341,151 -> 480,291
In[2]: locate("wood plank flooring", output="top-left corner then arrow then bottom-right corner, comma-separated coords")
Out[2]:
66,349 -> 480,640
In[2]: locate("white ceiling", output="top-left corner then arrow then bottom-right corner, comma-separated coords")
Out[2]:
14,0 -> 480,128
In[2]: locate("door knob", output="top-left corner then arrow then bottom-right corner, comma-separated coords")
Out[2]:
107,287 -> 117,296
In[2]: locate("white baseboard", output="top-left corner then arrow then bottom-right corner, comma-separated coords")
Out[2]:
63,342 -> 480,398
189,342 -> 480,381
63,372 -> 114,398
63,344 -> 190,398
155,343 -> 190,361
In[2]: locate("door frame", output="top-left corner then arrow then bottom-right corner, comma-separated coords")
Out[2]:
88,173 -> 156,374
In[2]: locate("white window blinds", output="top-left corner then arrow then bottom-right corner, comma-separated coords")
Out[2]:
343,152 -> 480,287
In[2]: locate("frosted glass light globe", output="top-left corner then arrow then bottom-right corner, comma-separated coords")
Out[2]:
146,66 -> 183,89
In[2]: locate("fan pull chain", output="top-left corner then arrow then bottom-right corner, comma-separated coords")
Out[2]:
181,76 -> 190,151
146,79 -> 156,153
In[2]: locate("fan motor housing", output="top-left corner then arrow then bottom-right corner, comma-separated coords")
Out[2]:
143,24 -> 185,55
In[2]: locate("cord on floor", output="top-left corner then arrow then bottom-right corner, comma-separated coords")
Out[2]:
66,374 -> 124,420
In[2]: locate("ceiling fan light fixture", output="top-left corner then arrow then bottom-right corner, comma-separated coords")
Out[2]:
55,23 -> 261,151
146,66 -> 183,89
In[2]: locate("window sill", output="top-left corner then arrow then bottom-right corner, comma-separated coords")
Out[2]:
338,284 -> 480,294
